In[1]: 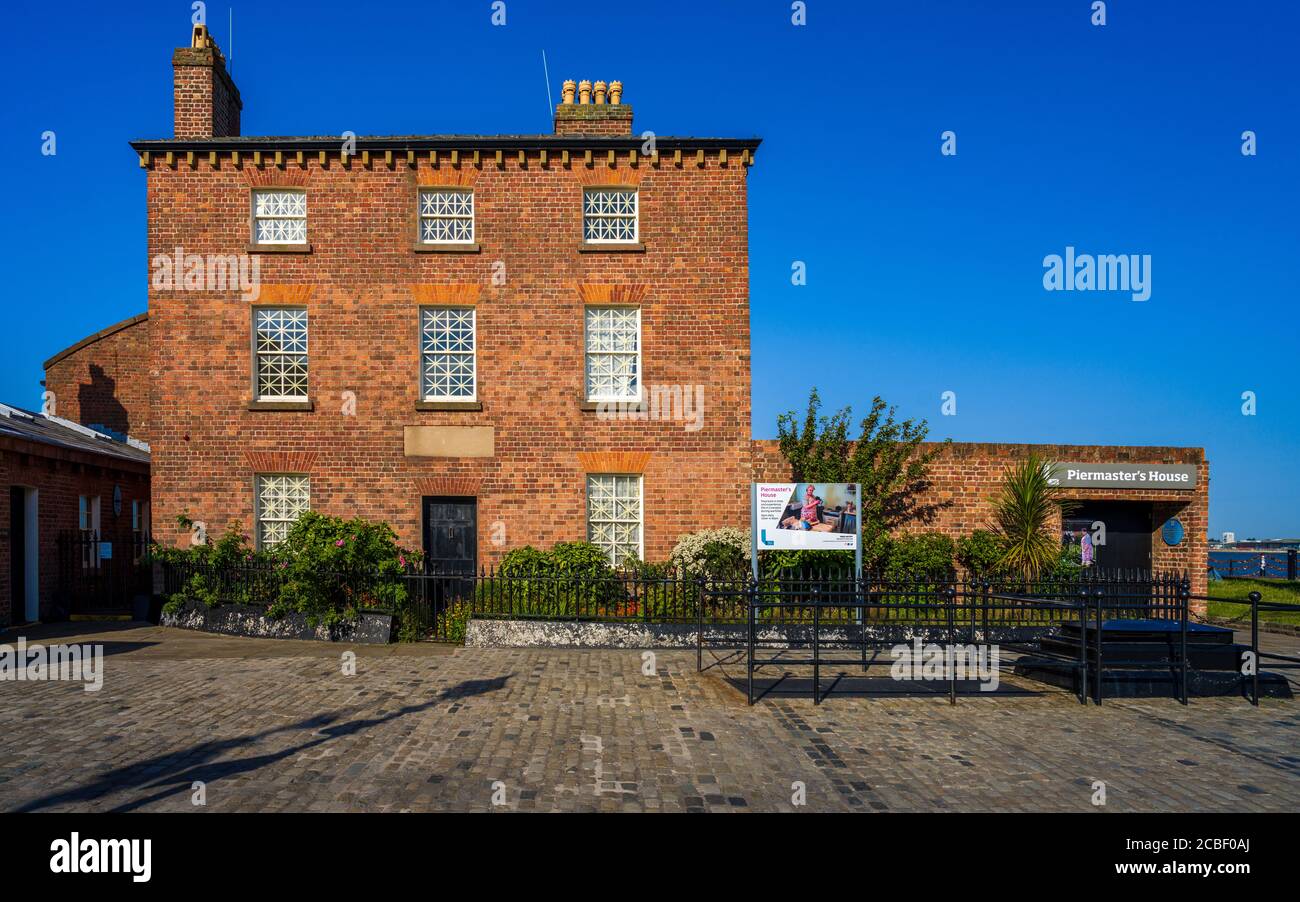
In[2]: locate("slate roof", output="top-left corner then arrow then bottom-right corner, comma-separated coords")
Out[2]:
0,403 -> 150,466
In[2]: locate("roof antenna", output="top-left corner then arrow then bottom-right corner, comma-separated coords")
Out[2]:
541,49 -> 553,119
229,8 -> 234,74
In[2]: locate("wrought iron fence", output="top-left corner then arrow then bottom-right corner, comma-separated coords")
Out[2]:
156,558 -> 1193,641
56,530 -> 152,615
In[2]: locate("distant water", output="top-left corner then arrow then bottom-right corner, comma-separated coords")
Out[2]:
1208,551 -> 1293,578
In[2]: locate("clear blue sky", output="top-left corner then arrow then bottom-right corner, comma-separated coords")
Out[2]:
2,1 -> 1296,538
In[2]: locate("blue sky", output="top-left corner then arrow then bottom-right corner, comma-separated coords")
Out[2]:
2,1 -> 1296,537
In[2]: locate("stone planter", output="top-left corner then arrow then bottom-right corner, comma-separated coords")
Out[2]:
161,598 -> 394,644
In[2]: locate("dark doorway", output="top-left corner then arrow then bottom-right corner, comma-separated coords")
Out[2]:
1063,501 -> 1153,572
423,496 -> 477,574
10,487 -> 27,625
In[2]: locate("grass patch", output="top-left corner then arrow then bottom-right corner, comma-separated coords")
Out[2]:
1205,577 -> 1300,626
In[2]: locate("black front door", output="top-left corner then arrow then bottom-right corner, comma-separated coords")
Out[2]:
9,487 -> 26,625
1064,502 -> 1153,572
423,497 -> 477,574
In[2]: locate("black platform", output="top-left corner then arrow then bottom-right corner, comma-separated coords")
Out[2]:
1014,618 -> 1293,699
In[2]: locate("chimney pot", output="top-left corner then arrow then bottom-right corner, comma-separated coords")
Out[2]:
578,80 -> 592,105
609,80 -> 623,105
561,79 -> 577,104
593,81 -> 607,105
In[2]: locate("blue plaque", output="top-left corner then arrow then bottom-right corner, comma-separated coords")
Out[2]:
1161,518 -> 1184,547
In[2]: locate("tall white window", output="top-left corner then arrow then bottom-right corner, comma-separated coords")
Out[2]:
585,307 -> 640,401
254,308 -> 309,401
78,495 -> 101,568
419,189 -> 475,244
583,188 -> 638,243
255,475 -> 310,548
586,475 -> 643,567
421,307 -> 476,401
251,189 -> 307,244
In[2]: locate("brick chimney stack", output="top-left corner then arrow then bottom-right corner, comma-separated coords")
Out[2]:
554,78 -> 632,136
172,25 -> 242,139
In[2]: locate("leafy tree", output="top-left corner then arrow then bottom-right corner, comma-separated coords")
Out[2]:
776,388 -> 951,568
991,455 -> 1078,584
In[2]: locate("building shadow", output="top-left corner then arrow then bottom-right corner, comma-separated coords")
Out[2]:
78,364 -> 130,438
12,674 -> 514,812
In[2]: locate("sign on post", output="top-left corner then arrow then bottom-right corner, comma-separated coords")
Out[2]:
751,483 -> 862,578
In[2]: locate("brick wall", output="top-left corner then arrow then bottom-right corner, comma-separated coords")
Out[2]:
752,439 -> 1209,600
144,150 -> 752,564
0,440 -> 150,625
172,44 -> 241,139
554,105 -> 635,136
43,313 -> 151,442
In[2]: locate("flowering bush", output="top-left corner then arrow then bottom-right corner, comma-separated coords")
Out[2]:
669,527 -> 751,576
158,512 -> 422,631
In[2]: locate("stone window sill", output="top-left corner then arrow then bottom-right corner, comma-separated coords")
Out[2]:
247,400 -> 314,411
247,243 -> 313,254
578,242 -> 646,254
416,400 -> 483,411
413,243 -> 481,254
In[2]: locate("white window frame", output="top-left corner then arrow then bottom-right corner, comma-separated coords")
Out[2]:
420,306 -> 477,402
79,495 -> 101,569
250,188 -> 308,245
252,307 -> 310,402
254,474 -> 311,550
586,474 -> 644,567
583,187 -> 639,244
584,306 -> 642,403
418,188 -> 475,245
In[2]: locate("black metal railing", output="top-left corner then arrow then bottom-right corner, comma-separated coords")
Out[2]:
157,559 -> 1188,637
56,530 -> 152,615
1199,589 -> 1300,706
1208,550 -> 1299,580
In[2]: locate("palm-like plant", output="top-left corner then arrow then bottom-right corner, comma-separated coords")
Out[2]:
992,455 -> 1077,585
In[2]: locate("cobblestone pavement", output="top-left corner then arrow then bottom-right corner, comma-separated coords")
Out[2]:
0,624 -> 1297,813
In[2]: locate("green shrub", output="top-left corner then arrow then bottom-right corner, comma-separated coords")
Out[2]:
482,541 -> 625,617
955,530 -> 1005,580
761,549 -> 855,579
497,545 -> 553,576
882,533 -> 955,581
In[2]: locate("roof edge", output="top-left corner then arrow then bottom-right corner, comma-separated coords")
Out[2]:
129,135 -> 762,152
43,312 -> 149,372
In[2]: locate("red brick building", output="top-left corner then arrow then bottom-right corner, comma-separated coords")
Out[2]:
43,312 -> 151,444
40,26 -> 1207,598
125,26 -> 755,570
0,404 -> 151,626
754,441 -> 1208,599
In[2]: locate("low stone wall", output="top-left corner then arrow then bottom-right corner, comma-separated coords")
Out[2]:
464,618 -> 1054,649
161,599 -> 393,644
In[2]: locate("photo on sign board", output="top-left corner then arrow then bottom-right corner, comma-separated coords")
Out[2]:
753,483 -> 859,550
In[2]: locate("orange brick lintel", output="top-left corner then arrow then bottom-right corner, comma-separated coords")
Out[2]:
573,283 -> 650,304
412,284 -> 480,305
242,451 -> 318,473
577,451 -> 651,473
416,476 -> 481,496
